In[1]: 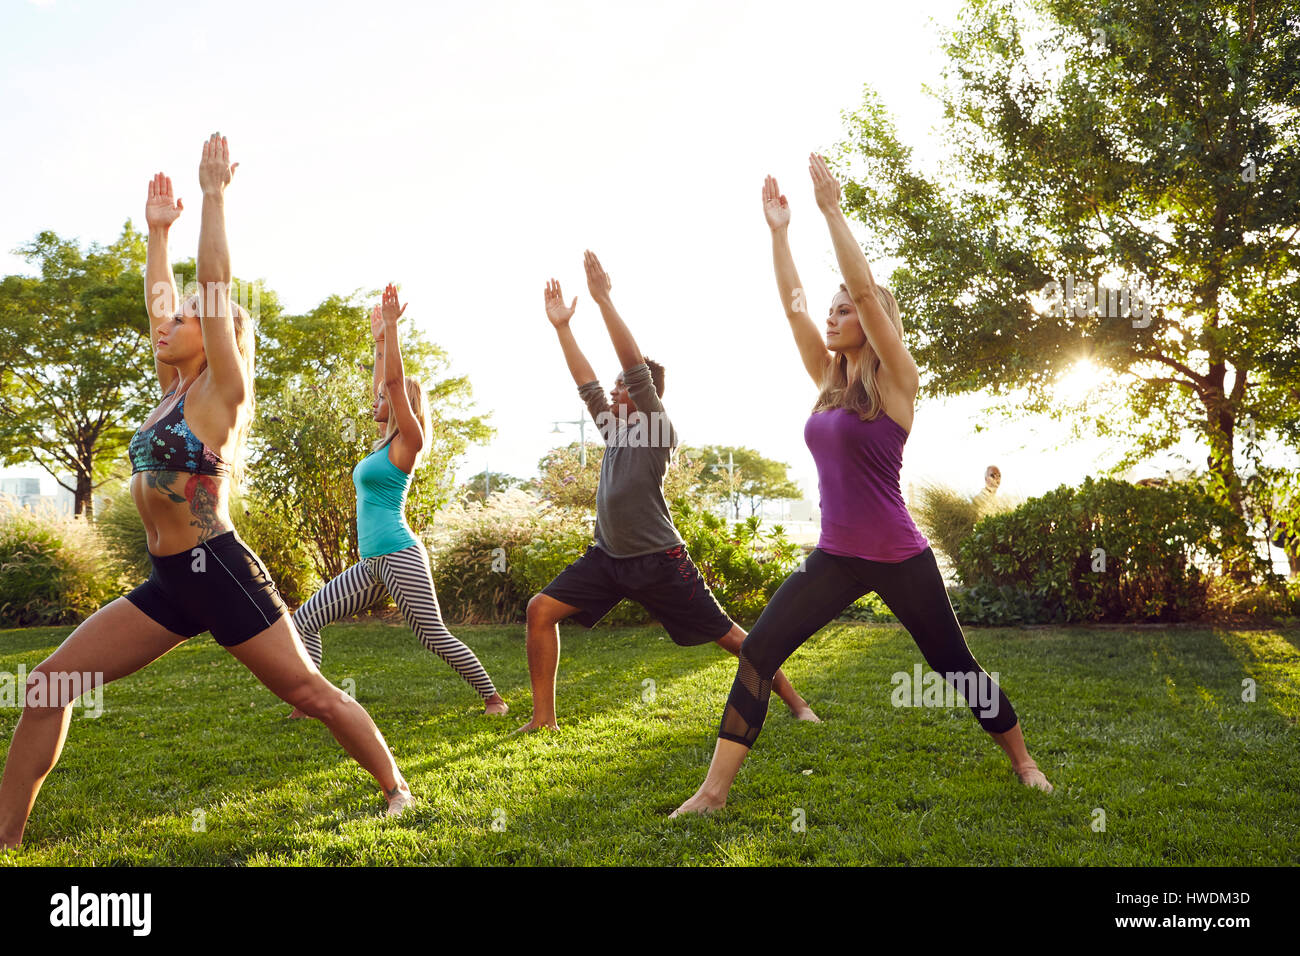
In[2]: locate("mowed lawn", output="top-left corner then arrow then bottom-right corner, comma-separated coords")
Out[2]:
0,617 -> 1297,866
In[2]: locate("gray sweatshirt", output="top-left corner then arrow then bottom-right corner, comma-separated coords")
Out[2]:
578,362 -> 685,557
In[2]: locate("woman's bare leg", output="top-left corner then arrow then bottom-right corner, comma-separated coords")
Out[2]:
989,721 -> 1053,792
670,737 -> 751,817
0,598 -> 189,848
224,614 -> 409,808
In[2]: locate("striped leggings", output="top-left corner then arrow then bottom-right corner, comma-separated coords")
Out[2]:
293,542 -> 498,700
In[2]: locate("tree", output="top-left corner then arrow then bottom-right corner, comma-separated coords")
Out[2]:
832,0 -> 1300,577
690,445 -> 802,517
529,443 -> 601,512
529,441 -> 706,514
0,225 -> 154,518
458,469 -> 524,504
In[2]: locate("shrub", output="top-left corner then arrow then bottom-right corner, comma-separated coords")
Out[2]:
836,591 -> 897,622
426,488 -> 568,624
952,476 -> 1242,624
0,501 -> 129,628
914,481 -> 1021,569
96,487 -> 151,580
1204,575 -> 1297,624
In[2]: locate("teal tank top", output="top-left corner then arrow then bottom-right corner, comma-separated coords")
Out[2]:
353,443 -> 420,559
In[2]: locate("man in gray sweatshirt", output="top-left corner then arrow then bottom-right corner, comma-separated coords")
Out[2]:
515,250 -> 819,733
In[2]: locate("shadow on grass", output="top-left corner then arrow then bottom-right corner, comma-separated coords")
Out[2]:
2,621 -> 1297,865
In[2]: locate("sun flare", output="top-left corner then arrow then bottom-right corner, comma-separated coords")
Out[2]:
1054,359 -> 1106,405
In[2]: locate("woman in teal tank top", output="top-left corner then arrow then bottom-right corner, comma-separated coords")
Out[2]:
289,284 -> 507,717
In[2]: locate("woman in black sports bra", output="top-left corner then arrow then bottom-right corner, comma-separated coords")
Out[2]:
0,134 -> 413,848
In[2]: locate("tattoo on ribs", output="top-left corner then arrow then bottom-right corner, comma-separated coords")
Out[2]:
145,470 -> 226,542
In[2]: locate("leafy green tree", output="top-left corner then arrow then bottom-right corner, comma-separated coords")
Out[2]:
529,441 -> 706,515
690,445 -> 802,517
832,0 -> 1300,576
252,374 -> 371,579
458,469 -> 524,503
0,225 -> 153,518
529,443 -> 601,512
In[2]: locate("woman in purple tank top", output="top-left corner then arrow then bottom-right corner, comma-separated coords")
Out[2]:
673,155 -> 1052,817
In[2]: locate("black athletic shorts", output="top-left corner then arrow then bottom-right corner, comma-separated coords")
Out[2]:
124,530 -> 288,647
541,543 -> 734,646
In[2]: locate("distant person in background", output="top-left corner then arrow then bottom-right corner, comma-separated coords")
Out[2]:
972,465 -> 1001,510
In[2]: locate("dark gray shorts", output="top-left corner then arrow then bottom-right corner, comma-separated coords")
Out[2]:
541,543 -> 734,646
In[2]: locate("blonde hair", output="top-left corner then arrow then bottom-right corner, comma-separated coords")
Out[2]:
812,283 -> 903,421
373,375 -> 431,469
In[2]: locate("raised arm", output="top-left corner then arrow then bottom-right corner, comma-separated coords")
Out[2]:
544,279 -> 599,387
195,132 -> 246,404
765,175 -> 831,386
582,250 -> 642,372
378,283 -> 423,454
810,153 -> 919,394
144,172 -> 183,395
370,304 -> 386,401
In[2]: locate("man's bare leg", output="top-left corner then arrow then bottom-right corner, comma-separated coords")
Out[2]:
514,593 -> 581,734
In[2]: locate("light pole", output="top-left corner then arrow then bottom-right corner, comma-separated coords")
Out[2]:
551,409 -> 589,467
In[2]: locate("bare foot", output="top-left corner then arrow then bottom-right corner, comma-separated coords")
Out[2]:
790,704 -> 821,722
287,707 -> 313,720
0,831 -> 21,850
511,717 -> 558,735
386,781 -> 415,817
1013,761 -> 1054,793
484,694 -> 509,716
670,790 -> 726,818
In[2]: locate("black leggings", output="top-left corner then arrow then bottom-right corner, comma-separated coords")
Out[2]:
719,547 -> 1019,747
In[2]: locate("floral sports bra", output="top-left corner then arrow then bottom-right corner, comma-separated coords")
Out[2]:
129,389 -> 231,477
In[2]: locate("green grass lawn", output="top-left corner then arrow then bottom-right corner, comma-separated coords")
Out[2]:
1,619 -> 1297,866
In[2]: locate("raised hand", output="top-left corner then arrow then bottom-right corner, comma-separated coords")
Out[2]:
198,132 -> 239,196
809,152 -> 842,213
381,283 -> 408,326
370,304 -> 385,342
583,250 -> 612,304
763,175 -> 790,230
544,279 -> 577,327
145,172 -> 183,229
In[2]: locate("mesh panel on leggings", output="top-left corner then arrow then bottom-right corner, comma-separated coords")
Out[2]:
718,652 -> 773,748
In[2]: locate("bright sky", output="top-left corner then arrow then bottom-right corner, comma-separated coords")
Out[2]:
2,0 -> 1291,512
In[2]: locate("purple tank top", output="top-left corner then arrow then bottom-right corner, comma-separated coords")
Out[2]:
804,407 -> 930,562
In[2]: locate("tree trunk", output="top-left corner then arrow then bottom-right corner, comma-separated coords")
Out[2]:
1201,391 -> 1254,580
74,468 -> 94,520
